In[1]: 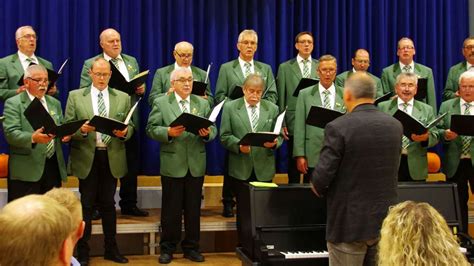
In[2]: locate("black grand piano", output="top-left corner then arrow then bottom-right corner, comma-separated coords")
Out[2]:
237,182 -> 463,266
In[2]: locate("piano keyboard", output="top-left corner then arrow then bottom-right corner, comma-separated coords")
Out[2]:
280,251 -> 329,259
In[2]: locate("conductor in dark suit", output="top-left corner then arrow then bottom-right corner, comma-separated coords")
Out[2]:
311,72 -> 402,266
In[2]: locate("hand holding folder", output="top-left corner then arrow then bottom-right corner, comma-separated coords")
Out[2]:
238,108 -> 286,147
393,109 -> 446,138
169,99 -> 226,135
88,98 -> 141,137
24,97 -> 86,138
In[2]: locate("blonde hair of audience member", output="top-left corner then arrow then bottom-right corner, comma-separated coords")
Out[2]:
0,195 -> 75,266
378,201 -> 469,266
45,188 -> 85,244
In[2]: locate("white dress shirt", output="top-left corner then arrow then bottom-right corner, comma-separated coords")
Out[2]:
399,61 -> 415,73
244,98 -> 260,129
90,85 -> 110,146
318,83 -> 336,109
297,54 -> 312,76
397,97 -> 414,115
104,53 -> 130,81
18,51 -> 39,71
175,93 -> 191,113
238,57 -> 255,76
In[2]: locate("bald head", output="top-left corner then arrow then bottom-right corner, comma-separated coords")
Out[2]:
100,28 -> 122,58
343,72 -> 376,112
173,41 -> 194,68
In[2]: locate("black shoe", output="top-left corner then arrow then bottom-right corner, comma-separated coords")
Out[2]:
77,254 -> 89,266
91,209 -> 101,220
104,248 -> 129,263
158,253 -> 173,264
121,206 -> 149,217
184,250 -> 205,262
222,204 -> 234,218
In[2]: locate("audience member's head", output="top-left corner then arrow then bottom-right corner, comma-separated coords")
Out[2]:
0,195 -> 75,266
45,188 -> 85,244
378,200 -> 469,266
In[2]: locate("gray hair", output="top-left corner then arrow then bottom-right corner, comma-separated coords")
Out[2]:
15,26 -> 34,40
395,72 -> 418,85
174,41 -> 194,51
238,29 -> 258,43
24,64 -> 47,79
243,73 -> 265,89
397,37 -> 415,49
459,70 -> 474,84
345,72 -> 376,99
170,68 -> 192,82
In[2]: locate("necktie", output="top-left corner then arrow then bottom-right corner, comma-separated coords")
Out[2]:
322,90 -> 331,109
26,57 -> 36,66
250,105 -> 258,132
402,65 -> 412,73
302,59 -> 310,78
110,58 -> 120,69
98,92 -> 111,145
401,103 -> 410,149
180,100 -> 188,113
244,62 -> 252,78
39,98 -> 55,158
462,103 -> 472,156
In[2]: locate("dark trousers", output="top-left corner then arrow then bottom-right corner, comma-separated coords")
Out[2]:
8,154 -> 61,202
160,173 -> 204,254
119,131 -> 140,209
77,149 -> 119,256
449,159 -> 474,234
302,167 -> 314,184
286,136 -> 302,183
222,152 -> 235,205
397,155 -> 423,182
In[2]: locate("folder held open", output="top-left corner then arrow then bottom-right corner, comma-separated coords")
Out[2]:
305,106 -> 345,128
393,109 -> 446,138
238,109 -> 286,147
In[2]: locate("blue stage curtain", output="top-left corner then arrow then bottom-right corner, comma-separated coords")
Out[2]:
0,0 -> 468,175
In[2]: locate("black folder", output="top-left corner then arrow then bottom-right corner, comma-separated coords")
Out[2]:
88,116 -> 128,137
414,78 -> 428,101
229,85 -> 244,100
374,92 -> 392,106
238,132 -> 278,147
192,81 -> 207,96
169,113 -> 214,136
393,110 -> 446,138
305,106 -> 345,128
450,114 -> 474,136
292,78 -> 319,97
23,97 -> 86,137
108,63 -> 149,95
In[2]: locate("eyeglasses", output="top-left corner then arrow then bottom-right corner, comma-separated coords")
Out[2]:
398,83 -> 416,89
399,46 -> 414,51
297,40 -> 313,44
91,72 -> 110,78
318,69 -> 336,75
175,78 -> 193,84
239,41 -> 257,46
354,59 -> 370,64
464,45 -> 474,50
27,77 -> 48,84
175,51 -> 193,59
460,85 -> 474,90
19,34 -> 37,40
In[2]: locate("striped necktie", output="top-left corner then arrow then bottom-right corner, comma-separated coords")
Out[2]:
402,65 -> 412,73
244,62 -> 252,78
26,57 -> 37,66
250,105 -> 258,132
98,92 -> 111,145
462,103 -> 472,156
180,100 -> 188,113
302,59 -> 310,78
110,58 -> 120,69
322,90 -> 331,109
401,103 -> 410,149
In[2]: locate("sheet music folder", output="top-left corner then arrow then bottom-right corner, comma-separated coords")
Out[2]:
393,109 -> 446,138
109,63 -> 149,95
451,114 -> 474,136
169,113 -> 214,136
238,109 -> 286,147
374,92 -> 392,106
88,98 -> 141,136
192,81 -> 207,96
23,97 -> 86,137
305,106 -> 345,128
17,68 -> 59,89
415,78 -> 427,101
229,85 -> 244,100
292,78 -> 319,97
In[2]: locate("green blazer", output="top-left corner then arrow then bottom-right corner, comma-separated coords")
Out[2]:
80,53 -> 142,129
378,98 -> 439,180
443,61 -> 467,101
335,70 -> 384,98
219,98 -> 283,181
276,57 -> 319,135
438,98 -> 474,178
215,59 -> 277,104
64,87 -> 133,179
0,53 -> 53,101
146,93 -> 216,178
381,62 -> 437,112
149,64 -> 213,107
293,83 -> 345,168
3,92 -> 67,182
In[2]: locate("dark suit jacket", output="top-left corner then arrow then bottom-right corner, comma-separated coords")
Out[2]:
311,104 -> 402,243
